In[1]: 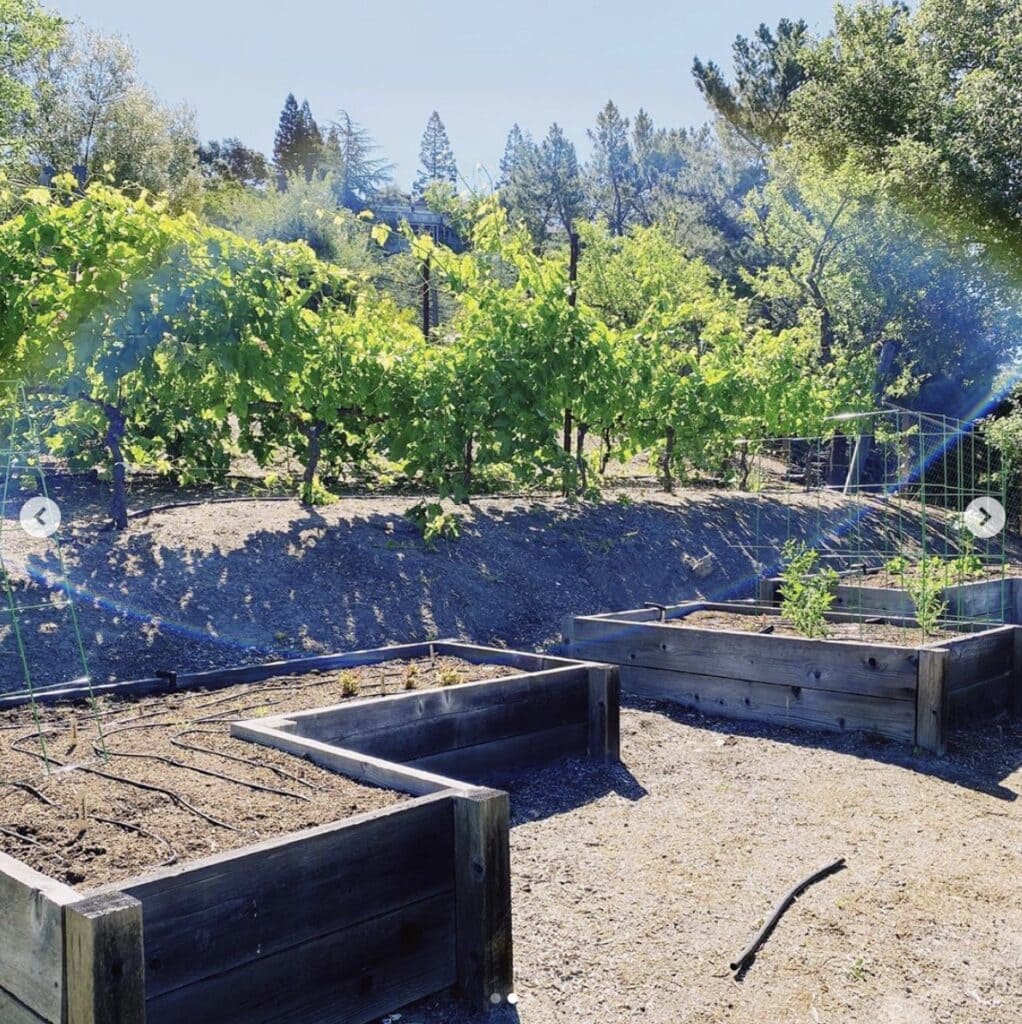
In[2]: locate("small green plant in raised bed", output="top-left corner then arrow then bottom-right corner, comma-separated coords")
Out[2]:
338,670 -> 360,697
403,664 -> 418,690
884,554 -> 909,581
778,540 -> 838,639
438,667 -> 463,687
905,556 -> 949,637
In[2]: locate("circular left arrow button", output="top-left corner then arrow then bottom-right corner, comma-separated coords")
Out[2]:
20,497 -> 62,539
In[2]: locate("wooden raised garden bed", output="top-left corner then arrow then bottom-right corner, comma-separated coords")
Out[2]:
0,641 -> 619,1024
758,567 -> 1022,624
567,602 -> 1021,757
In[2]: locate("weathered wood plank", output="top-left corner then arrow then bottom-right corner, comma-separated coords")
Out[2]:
572,616 -> 919,699
620,665 -> 915,742
172,641 -> 437,690
145,891 -> 457,1024
434,641 -> 585,672
283,667 -> 588,742
104,794 -> 455,1003
949,671 -> 1012,725
231,721 -> 464,795
587,664 -> 620,762
0,987 -> 49,1024
941,627 -> 1014,692
0,643 -> 442,711
326,683 -> 588,763
832,586 -> 915,617
453,788 -> 513,1009
0,851 -> 78,1022
916,648 -> 950,755
406,723 -> 589,781
65,892 -> 145,1024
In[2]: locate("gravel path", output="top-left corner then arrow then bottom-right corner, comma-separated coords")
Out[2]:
407,702 -> 1022,1024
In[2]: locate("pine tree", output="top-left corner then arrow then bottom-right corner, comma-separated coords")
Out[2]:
587,100 -> 636,236
273,94 -> 303,186
502,123 -> 582,243
297,99 -> 323,181
538,123 -> 584,236
498,124 -> 529,188
413,110 -> 458,197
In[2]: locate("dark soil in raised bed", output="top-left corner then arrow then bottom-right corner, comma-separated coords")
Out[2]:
668,609 -> 967,645
0,656 -> 514,887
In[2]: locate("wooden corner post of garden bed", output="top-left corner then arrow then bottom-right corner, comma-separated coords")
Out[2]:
1012,626 -> 1022,719
588,664 -> 621,762
453,787 -> 513,1010
65,892 -> 145,1024
915,648 -> 951,756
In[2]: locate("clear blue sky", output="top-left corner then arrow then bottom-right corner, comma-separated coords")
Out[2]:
53,0 -> 837,191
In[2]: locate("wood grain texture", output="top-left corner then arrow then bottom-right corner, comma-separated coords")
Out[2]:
620,665 -> 916,742
572,616 -> 919,699
0,852 -> 77,1022
102,795 -> 456,1005
406,723 -> 589,782
230,721 -> 464,795
281,667 -> 588,743
65,892 -> 145,1024
453,788 -> 513,1008
587,664 -> 621,762
0,987 -> 49,1024
144,892 -> 456,1024
916,648 -> 951,755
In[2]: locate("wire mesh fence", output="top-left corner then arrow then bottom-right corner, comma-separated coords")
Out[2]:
730,406 -> 1018,630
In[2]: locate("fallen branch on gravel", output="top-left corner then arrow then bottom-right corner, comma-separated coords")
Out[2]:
730,857 -> 846,977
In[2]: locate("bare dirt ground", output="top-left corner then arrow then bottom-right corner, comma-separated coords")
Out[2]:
0,656 -> 512,886
408,701 -> 1022,1024
0,478 -> 960,690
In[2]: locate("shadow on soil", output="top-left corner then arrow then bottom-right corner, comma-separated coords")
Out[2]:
627,695 -> 1022,802
5,488 -> 973,689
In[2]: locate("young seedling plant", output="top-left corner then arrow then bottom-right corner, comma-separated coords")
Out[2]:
905,555 -> 949,638
778,540 -> 838,639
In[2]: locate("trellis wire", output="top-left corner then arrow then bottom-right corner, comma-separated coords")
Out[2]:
0,380 -> 106,773
732,406 -> 1013,631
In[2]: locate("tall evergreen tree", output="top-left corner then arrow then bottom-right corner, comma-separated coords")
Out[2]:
297,99 -> 322,181
536,124 -> 584,237
325,110 -> 394,209
498,123 -> 529,188
587,100 -> 636,236
413,110 -> 458,196
693,19 -> 809,156
273,94 -> 303,185
502,123 -> 583,243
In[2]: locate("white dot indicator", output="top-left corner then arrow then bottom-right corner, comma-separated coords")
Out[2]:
20,497 -> 61,539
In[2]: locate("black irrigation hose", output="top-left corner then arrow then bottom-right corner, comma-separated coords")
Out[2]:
89,741 -> 310,803
730,858 -> 846,976
171,730 -> 321,791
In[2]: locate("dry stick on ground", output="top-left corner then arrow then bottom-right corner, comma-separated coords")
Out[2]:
730,858 -> 847,977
